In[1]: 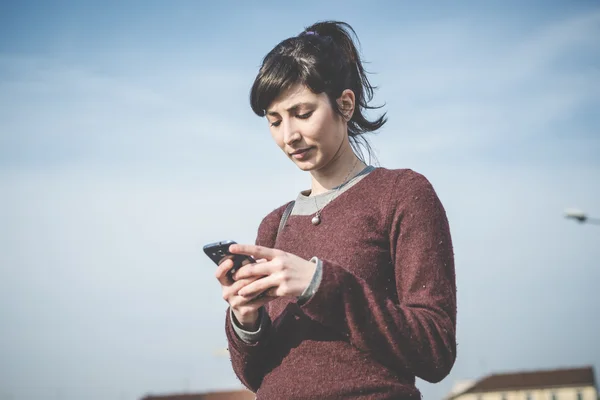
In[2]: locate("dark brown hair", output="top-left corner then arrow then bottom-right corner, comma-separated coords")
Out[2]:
250,21 -> 386,162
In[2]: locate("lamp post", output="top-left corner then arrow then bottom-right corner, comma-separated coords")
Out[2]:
213,348 -> 229,357
564,208 -> 600,225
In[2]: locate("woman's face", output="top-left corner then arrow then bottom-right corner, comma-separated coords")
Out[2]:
266,84 -> 353,172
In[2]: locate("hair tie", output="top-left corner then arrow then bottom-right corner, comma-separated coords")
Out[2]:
302,30 -> 318,36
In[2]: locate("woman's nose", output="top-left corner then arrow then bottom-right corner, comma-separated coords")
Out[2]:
283,119 -> 301,145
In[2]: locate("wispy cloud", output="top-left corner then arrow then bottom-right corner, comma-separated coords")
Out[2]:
373,11 -> 600,159
0,54 -> 264,171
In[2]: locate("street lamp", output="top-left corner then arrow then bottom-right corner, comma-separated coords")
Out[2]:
213,348 -> 229,357
564,208 -> 600,225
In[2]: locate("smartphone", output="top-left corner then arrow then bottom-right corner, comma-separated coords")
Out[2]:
203,240 -> 255,276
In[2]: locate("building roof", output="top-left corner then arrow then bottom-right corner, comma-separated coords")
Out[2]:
140,390 -> 255,400
451,366 -> 596,397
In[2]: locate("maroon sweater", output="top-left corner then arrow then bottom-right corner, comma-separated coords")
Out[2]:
225,168 -> 456,399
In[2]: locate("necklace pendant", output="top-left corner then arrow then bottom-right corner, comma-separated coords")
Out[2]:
311,214 -> 321,225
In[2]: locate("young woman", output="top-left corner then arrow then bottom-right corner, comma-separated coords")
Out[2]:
215,21 -> 456,400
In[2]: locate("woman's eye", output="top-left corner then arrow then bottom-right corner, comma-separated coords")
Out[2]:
270,120 -> 281,127
297,111 -> 313,120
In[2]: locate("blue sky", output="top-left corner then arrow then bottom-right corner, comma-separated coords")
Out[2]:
1,1 -> 599,399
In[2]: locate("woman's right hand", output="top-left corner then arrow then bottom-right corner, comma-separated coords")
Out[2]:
215,258 -> 275,330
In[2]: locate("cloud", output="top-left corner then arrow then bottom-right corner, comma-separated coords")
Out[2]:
370,10 -> 600,159
0,54 -> 264,170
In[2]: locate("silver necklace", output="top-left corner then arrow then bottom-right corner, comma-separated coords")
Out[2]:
311,159 -> 361,226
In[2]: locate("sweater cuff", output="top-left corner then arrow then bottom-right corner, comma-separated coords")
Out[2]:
297,257 -> 323,305
298,259 -> 350,336
230,306 -> 271,344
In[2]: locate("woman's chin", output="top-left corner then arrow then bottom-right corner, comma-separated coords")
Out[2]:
291,156 -> 319,171
295,162 -> 316,172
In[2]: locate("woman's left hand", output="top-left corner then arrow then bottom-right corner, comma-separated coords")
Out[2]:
229,244 -> 317,299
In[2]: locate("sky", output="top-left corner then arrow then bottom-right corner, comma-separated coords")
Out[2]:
1,1 -> 599,399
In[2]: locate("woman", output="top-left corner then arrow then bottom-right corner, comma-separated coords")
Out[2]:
215,21 -> 456,400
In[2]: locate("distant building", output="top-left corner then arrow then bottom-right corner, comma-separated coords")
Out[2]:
140,390 -> 255,400
447,366 -> 598,400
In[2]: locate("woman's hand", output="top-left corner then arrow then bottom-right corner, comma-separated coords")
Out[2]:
229,244 -> 317,299
215,258 -> 275,330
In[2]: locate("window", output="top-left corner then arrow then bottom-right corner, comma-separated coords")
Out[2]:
576,390 -> 583,400
525,392 -> 532,400
550,392 -> 558,400
501,394 -> 507,400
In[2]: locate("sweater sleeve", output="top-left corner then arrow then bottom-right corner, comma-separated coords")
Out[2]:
224,204 -> 287,392
299,172 -> 457,383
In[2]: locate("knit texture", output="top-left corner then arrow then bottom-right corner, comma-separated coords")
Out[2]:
225,168 -> 457,400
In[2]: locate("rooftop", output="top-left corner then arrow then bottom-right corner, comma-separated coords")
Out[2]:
140,390 -> 255,400
450,366 -> 596,398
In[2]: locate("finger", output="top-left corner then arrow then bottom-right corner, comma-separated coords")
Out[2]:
240,258 -> 254,267
229,244 -> 278,261
218,255 -> 233,265
252,287 -> 278,299
264,287 -> 281,298
232,260 -> 277,281
231,293 -> 278,310
215,258 -> 234,285
222,277 -> 260,302
238,274 -> 280,299
228,257 -> 254,280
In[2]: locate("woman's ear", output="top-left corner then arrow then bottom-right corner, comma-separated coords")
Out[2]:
337,89 -> 355,121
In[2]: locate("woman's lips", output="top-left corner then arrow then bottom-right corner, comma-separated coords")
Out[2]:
291,147 -> 312,160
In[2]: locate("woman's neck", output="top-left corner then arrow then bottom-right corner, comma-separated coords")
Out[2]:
309,146 -> 365,196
